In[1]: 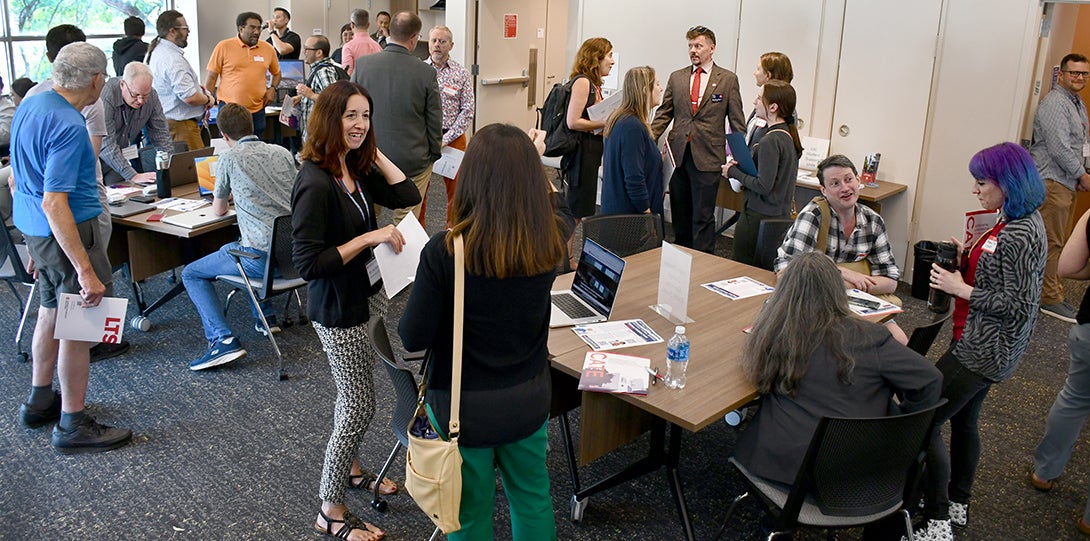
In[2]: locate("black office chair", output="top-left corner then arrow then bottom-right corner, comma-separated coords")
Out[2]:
715,400 -> 946,541
907,308 -> 952,357
366,316 -> 441,541
0,223 -> 34,362
754,218 -> 795,271
581,213 -> 664,258
215,215 -> 307,380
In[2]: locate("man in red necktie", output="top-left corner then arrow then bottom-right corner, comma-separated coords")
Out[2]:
651,26 -> 745,253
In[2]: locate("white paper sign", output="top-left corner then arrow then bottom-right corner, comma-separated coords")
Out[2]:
373,214 -> 431,298
433,146 -> 465,179
651,241 -> 693,324
53,293 -> 128,343
799,136 -> 831,172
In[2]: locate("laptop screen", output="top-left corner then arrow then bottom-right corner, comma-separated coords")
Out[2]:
193,155 -> 219,196
278,60 -> 305,88
571,238 -> 625,317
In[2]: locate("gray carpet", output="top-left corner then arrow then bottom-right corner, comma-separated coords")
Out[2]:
1,175 -> 1089,540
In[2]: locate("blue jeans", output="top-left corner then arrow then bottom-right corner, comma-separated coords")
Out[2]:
1035,323 -> 1090,522
181,241 -> 268,342
924,347 -> 993,520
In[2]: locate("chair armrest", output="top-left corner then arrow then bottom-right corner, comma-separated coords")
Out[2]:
404,350 -> 426,361
227,249 -> 260,260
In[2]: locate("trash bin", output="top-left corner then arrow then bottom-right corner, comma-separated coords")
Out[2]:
912,241 -> 938,301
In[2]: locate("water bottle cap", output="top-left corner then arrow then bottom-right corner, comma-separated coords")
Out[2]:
675,326 -> 685,334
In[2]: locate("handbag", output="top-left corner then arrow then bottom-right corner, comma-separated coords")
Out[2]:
404,234 -> 466,533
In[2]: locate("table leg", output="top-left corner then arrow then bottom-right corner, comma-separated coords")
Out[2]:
570,419 -> 668,519
664,423 -> 695,541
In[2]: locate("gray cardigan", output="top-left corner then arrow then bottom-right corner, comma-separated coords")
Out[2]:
954,211 -> 1047,382
99,77 -> 172,180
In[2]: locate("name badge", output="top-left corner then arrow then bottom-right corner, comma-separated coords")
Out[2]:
711,93 -> 723,103
442,85 -> 459,96
366,256 -> 381,286
1083,142 -> 1089,158
122,145 -> 139,161
981,236 -> 998,254
254,55 -> 265,62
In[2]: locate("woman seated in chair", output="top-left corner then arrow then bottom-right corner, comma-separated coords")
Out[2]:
733,252 -> 941,487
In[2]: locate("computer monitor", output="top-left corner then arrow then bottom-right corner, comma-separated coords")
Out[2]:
278,60 -> 305,88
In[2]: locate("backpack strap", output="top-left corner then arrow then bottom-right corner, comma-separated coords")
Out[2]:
813,195 -> 831,254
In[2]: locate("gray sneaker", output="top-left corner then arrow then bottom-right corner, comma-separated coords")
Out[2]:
1041,302 -> 1078,323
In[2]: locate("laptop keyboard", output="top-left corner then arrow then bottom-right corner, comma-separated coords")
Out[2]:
553,293 -> 596,319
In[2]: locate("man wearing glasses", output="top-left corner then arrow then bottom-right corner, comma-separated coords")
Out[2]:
651,25 -> 745,254
1031,53 -> 1090,323
147,9 -> 214,154
206,12 -> 281,138
99,61 -> 173,185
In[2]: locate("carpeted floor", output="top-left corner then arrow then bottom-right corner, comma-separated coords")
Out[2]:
2,174 -> 1089,540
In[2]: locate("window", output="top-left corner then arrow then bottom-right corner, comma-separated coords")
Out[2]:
3,0 -> 171,87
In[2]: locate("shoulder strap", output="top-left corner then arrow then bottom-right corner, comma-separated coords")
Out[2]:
449,234 -> 464,441
813,196 -> 831,252
765,128 -> 791,138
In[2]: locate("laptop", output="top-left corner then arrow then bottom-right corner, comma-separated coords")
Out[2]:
167,146 -> 215,186
550,238 -> 626,328
107,199 -> 155,218
194,155 -> 219,200
162,208 -> 236,229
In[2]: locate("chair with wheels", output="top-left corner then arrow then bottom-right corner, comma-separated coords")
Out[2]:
0,222 -> 34,362
215,215 -> 307,380
753,218 -> 796,271
907,308 -> 952,357
366,316 -> 441,541
715,399 -> 946,541
581,213 -> 664,258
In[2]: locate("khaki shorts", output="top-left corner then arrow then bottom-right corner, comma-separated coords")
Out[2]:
25,217 -> 113,309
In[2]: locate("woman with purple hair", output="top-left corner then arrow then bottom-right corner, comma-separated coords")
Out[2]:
914,142 -> 1047,541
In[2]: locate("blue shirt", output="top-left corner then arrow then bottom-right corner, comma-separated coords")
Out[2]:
11,90 -> 101,237
148,39 -> 206,121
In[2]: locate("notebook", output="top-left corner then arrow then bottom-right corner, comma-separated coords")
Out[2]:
167,146 -> 215,186
550,238 -> 626,328
107,199 -> 155,218
161,208 -> 236,229
194,155 -> 219,199
725,131 -> 757,177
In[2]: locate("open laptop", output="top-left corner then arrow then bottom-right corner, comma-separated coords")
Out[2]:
162,208 -> 236,229
167,146 -> 215,186
194,155 -> 219,200
550,238 -> 626,328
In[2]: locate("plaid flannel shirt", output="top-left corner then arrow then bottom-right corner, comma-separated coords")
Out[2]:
774,200 -> 900,280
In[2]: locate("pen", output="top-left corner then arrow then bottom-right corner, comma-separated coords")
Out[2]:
647,367 -> 664,385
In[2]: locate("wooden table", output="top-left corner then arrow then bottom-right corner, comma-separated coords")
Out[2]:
108,183 -> 238,331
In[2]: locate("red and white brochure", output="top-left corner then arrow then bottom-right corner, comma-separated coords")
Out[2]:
53,293 -> 128,344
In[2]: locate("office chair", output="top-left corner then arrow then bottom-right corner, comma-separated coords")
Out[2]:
366,316 -> 441,541
0,223 -> 34,362
753,218 -> 795,271
216,215 -> 307,380
907,308 -> 952,357
580,213 -> 664,258
715,399 -> 946,541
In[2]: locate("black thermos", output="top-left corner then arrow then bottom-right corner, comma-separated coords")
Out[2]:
155,150 -> 172,199
928,241 -> 959,313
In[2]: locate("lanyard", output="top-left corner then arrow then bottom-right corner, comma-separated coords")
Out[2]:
335,175 -> 369,226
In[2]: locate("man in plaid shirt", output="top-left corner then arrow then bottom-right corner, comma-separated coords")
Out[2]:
294,35 -> 343,142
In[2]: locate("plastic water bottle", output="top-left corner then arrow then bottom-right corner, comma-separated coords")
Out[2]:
665,326 -> 689,389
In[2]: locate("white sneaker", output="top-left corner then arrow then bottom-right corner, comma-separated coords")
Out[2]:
903,519 -> 952,541
949,501 -> 968,529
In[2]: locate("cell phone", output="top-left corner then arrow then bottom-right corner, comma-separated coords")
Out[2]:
847,296 -> 882,310
130,195 -> 155,204
146,213 -> 164,222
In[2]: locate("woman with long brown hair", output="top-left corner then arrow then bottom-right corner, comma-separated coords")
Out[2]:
399,124 -> 573,540
601,66 -> 664,216
563,37 -> 614,222
292,80 -> 421,541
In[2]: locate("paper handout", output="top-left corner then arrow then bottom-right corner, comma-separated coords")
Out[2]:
373,214 -> 432,298
53,293 -> 129,343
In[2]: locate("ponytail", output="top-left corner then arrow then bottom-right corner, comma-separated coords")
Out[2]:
762,80 -> 804,155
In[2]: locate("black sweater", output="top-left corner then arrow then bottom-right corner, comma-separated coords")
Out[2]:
728,122 -> 798,216
290,160 -> 421,328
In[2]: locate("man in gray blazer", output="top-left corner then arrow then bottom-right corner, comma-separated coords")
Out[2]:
352,11 -> 441,226
651,26 -> 745,253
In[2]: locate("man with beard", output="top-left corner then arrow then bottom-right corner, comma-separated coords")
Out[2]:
206,12 -> 280,138
147,10 -> 213,152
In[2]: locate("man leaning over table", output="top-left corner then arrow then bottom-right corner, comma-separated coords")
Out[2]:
180,103 -> 294,372
99,61 -> 173,185
774,154 -> 908,344
205,11 -> 280,139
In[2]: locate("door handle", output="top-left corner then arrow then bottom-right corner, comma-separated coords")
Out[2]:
528,48 -> 538,107
480,72 -> 529,86
838,124 -> 850,137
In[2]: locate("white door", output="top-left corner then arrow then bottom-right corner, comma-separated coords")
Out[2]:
830,0 -> 943,264
474,0 -> 550,130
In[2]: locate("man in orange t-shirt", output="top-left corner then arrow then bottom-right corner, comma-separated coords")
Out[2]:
205,11 -> 280,138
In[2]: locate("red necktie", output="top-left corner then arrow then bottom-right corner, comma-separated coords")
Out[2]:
690,67 -> 702,114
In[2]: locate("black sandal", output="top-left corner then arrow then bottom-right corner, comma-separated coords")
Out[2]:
316,509 -> 383,540
348,471 -> 398,495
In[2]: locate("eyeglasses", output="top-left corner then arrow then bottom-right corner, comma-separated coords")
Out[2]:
1065,70 -> 1090,79
122,81 -> 150,102
173,25 -> 189,31
303,47 -> 321,51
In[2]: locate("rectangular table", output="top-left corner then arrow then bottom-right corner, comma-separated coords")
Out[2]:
108,183 -> 238,331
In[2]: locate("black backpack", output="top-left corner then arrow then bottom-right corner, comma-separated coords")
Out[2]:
305,62 -> 350,90
538,79 -> 579,158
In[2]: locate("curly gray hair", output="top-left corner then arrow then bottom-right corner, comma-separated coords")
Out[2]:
53,42 -> 106,90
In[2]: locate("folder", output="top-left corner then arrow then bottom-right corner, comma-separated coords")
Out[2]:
725,132 -> 757,177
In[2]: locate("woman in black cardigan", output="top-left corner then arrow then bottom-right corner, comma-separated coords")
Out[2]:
291,80 -> 420,541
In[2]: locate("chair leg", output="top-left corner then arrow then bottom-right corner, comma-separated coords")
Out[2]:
15,281 -> 36,362
224,289 -> 238,316
370,441 -> 402,513
902,508 -> 914,541
713,492 -> 749,541
233,262 -> 285,380
294,290 -> 308,325
428,526 -> 441,541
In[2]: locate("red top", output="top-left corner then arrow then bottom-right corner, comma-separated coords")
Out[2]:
953,221 -> 1007,340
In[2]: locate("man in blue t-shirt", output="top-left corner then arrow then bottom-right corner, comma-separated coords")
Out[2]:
11,42 -> 132,454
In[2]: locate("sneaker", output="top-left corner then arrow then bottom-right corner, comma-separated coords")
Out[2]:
902,519 -> 953,541
51,415 -> 132,454
188,336 -> 247,371
1041,302 -> 1078,323
949,501 -> 968,529
255,315 -> 281,337
90,340 -> 131,363
18,390 -> 61,429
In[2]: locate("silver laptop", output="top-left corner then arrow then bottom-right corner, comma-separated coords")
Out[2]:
162,208 -> 236,229
168,146 -> 215,186
550,238 -> 626,328
107,199 -> 154,218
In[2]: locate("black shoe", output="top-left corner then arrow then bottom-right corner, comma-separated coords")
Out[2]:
51,415 -> 132,454
90,341 -> 131,363
18,390 -> 61,428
